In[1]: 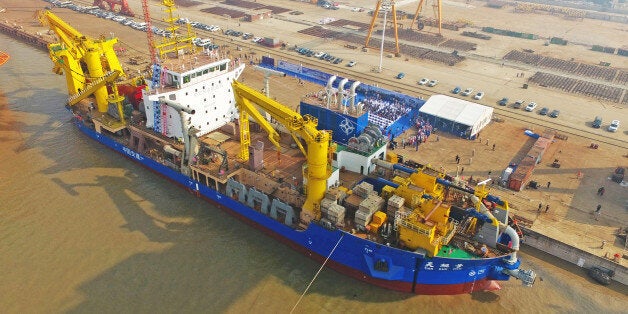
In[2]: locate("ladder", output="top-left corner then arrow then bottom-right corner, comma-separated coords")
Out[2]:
151,63 -> 162,89
67,70 -> 120,106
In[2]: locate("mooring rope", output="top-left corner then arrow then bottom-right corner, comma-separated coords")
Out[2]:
290,233 -> 345,314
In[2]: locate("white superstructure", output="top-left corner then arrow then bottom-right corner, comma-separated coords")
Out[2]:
143,58 -> 245,139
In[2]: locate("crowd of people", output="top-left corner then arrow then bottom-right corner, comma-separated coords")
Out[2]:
399,117 -> 433,149
360,96 -> 413,130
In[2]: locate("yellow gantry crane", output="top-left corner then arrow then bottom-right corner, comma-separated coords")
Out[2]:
365,0 -> 400,55
37,10 -> 125,120
410,0 -> 443,35
231,80 -> 335,224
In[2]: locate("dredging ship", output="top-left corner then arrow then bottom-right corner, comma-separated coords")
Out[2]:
38,7 -> 535,295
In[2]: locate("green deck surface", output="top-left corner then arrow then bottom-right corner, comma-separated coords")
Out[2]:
436,245 -> 476,259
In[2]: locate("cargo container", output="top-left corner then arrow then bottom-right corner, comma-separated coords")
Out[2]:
508,156 -> 536,191
263,37 -> 282,48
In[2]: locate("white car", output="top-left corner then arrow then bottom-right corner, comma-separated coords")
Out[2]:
314,51 -> 325,58
418,78 -> 429,85
461,88 -> 474,96
427,80 -> 438,87
525,102 -> 538,112
608,120 -> 620,132
473,91 -> 484,100
347,60 -> 356,67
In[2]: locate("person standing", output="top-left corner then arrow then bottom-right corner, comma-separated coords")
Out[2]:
545,204 -> 549,213
547,181 -> 551,189
594,204 -> 602,221
538,203 -> 542,213
492,143 -> 496,151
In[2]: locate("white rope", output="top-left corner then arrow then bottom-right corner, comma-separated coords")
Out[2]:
290,233 -> 345,314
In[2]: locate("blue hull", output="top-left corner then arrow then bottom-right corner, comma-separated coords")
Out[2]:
76,120 -> 513,294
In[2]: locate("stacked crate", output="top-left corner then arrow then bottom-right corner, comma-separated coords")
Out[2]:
353,181 -> 375,198
324,186 -> 347,204
355,194 -> 385,231
386,194 -> 405,218
320,197 -> 346,226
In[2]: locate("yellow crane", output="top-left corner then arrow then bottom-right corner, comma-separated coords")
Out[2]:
410,0 -> 443,35
364,0 -> 400,55
231,80 -> 334,224
37,10 -> 125,116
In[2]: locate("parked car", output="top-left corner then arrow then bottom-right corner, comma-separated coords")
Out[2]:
473,91 -> 484,100
525,102 -> 537,112
539,107 -> 549,115
333,57 -> 343,64
418,78 -> 429,85
608,120 -> 620,132
549,110 -> 560,118
588,266 -> 614,285
396,72 -> 405,79
592,116 -> 603,128
451,86 -> 461,94
498,97 -> 508,106
461,87 -> 473,96
513,99 -> 524,109
347,60 -> 356,67
427,80 -> 438,87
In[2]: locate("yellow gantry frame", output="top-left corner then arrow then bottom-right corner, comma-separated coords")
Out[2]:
231,80 -> 333,222
410,0 -> 443,35
364,0 -> 400,55
38,10 -> 124,114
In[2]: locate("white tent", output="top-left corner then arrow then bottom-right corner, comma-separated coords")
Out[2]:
419,95 -> 493,138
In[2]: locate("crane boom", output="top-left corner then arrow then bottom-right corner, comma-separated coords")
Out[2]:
67,70 -> 121,106
231,80 -> 333,223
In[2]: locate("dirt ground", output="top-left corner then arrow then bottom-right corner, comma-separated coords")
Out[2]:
1,0 -> 626,262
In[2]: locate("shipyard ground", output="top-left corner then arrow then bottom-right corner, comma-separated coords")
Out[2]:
2,0 -> 626,269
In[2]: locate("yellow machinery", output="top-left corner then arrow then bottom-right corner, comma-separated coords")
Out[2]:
37,10 -> 125,117
392,167 -> 456,256
231,80 -> 334,224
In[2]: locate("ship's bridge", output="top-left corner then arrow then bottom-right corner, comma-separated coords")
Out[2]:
157,54 -> 242,91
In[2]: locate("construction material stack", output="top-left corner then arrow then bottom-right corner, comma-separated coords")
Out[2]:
386,194 -> 406,218
355,194 -> 385,231
320,188 -> 347,227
